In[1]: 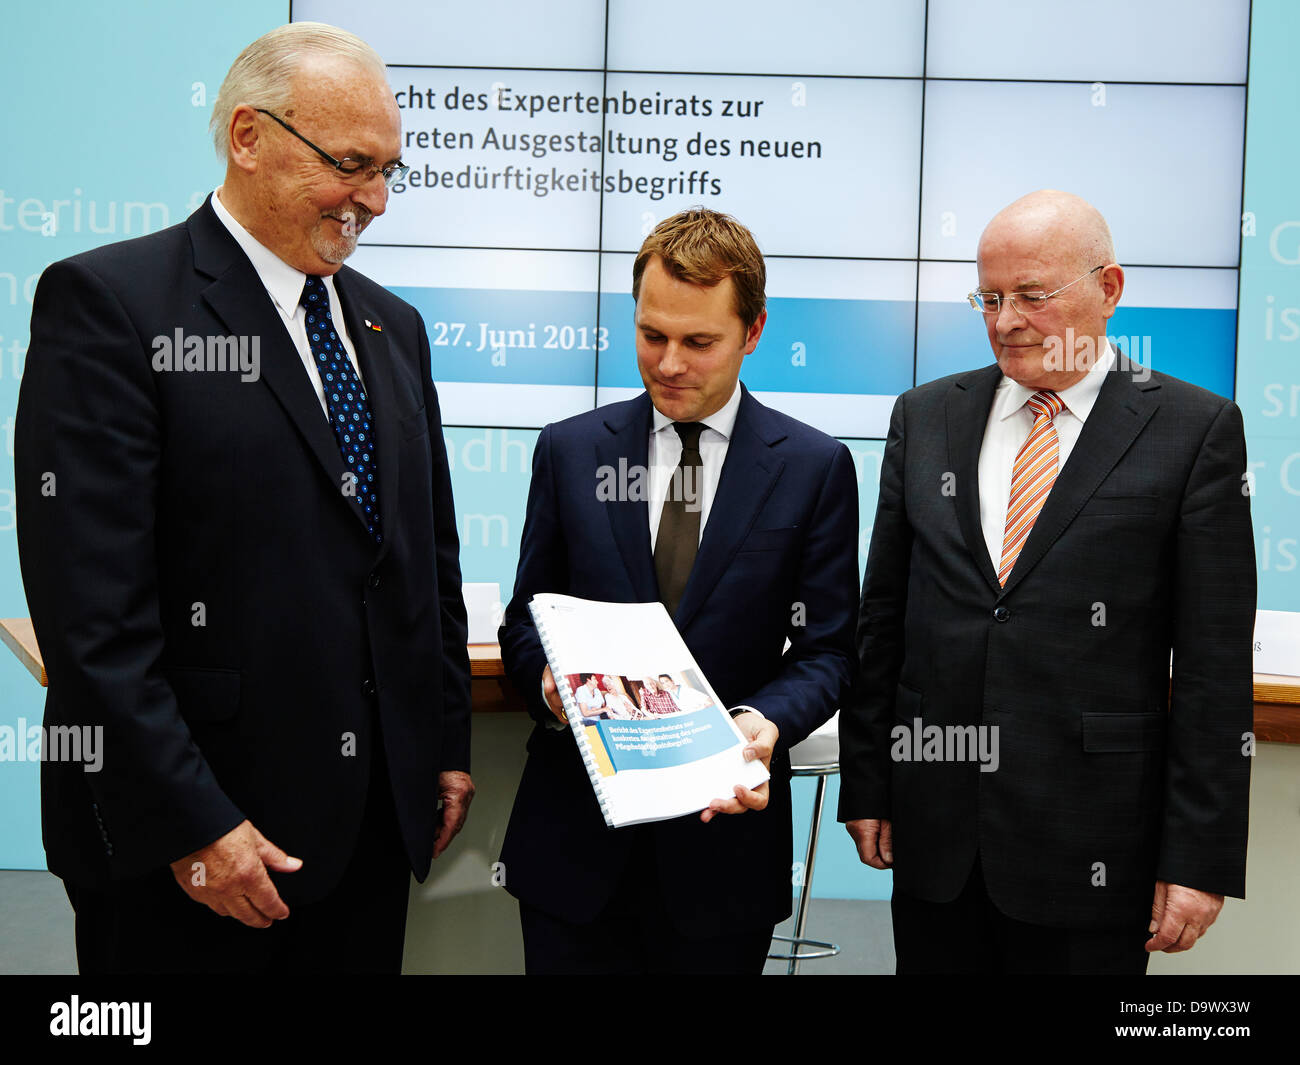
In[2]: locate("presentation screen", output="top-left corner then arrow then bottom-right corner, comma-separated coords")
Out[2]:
289,0 -> 1250,600
298,0 -> 1248,442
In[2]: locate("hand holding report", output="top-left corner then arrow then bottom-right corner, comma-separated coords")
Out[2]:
529,594 -> 771,827
699,710 -> 777,823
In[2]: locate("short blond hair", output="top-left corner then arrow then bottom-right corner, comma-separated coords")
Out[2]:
633,208 -> 767,329
209,22 -> 388,161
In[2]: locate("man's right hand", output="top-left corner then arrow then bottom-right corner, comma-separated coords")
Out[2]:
169,819 -> 303,928
541,665 -> 566,722
846,818 -> 893,869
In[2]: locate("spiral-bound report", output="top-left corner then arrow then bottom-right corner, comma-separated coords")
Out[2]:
528,593 -> 770,827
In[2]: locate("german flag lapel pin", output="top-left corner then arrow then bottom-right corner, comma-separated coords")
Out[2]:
364,319 -> 383,333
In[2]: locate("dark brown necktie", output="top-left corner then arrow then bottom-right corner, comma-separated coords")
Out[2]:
654,421 -> 705,618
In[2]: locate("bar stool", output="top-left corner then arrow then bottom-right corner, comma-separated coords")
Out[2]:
767,711 -> 841,974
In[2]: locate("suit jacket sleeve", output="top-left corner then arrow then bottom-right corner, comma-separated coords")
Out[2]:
734,440 -> 860,749
417,310 -> 472,771
1158,398 -> 1255,897
838,393 -> 911,821
498,424 -> 567,726
15,259 -> 245,876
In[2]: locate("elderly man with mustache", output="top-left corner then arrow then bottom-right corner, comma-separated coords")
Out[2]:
15,21 -> 474,974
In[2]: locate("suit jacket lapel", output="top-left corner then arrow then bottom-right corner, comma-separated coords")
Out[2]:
946,365 -> 1003,594
334,271 -> 397,563
189,202 -> 378,547
998,366 -> 1161,598
596,394 -> 658,601
675,387 -> 784,631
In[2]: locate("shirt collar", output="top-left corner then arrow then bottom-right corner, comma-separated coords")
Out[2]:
993,340 -> 1116,423
651,380 -> 743,441
211,188 -> 336,317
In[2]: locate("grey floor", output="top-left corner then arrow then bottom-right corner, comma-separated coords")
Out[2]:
1,869 -> 78,974
764,899 -> 894,974
0,868 -> 893,975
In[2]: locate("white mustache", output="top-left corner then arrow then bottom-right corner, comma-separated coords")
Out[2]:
324,208 -> 372,230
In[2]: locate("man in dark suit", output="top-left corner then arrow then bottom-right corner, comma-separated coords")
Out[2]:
839,190 -> 1255,974
498,209 -> 859,974
14,22 -> 473,973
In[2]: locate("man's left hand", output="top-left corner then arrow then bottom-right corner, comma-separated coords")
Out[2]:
433,770 -> 475,858
1146,880 -> 1224,953
700,712 -> 778,823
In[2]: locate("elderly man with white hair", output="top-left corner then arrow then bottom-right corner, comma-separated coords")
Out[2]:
16,22 -> 473,973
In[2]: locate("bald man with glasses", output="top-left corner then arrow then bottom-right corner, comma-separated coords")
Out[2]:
839,189 -> 1255,974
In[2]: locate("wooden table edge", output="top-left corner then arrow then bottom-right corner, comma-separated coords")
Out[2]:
4,620 -> 1297,738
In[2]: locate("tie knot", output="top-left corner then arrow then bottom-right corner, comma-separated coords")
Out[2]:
674,421 -> 705,452
1026,390 -> 1063,422
299,274 -> 327,310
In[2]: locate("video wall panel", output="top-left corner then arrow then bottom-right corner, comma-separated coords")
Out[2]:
292,0 -> 1251,595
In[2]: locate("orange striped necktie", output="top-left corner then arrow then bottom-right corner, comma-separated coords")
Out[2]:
997,390 -> 1065,586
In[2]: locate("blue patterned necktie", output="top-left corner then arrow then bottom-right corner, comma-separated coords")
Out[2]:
299,274 -> 383,543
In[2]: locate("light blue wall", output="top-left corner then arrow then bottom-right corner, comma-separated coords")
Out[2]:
0,1 -> 290,869
1237,0 -> 1300,607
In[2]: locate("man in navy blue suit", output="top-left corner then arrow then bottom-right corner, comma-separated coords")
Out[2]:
498,209 -> 859,973
16,23 -> 473,974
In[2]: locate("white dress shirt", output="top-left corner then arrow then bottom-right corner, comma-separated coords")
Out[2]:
542,382 -> 745,728
210,188 -> 365,415
648,380 -> 742,550
977,342 -> 1116,569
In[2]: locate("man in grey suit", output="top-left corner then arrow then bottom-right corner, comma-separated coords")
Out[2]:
839,190 -> 1255,973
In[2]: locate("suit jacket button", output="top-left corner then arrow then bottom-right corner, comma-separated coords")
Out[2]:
368,573 -> 381,589
362,678 -> 376,696
993,606 -> 1011,622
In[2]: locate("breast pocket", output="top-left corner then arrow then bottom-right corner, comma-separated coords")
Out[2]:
1077,494 -> 1159,518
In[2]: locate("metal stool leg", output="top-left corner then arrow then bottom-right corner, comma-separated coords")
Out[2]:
789,773 -> 825,975
767,766 -> 840,972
